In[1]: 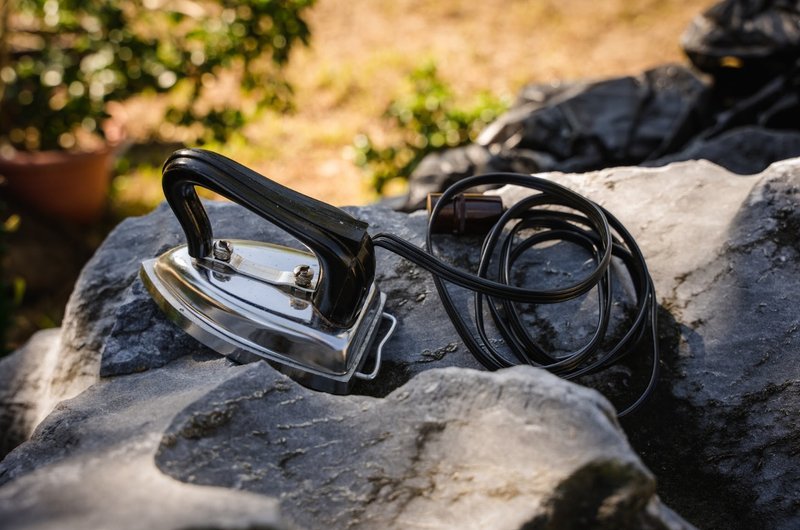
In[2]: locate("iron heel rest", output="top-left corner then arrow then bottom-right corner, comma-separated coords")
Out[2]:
140,148 -> 394,394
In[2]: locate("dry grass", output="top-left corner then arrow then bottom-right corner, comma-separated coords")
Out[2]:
114,0 -> 716,210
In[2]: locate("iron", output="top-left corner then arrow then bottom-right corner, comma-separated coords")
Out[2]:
140,149 -> 393,394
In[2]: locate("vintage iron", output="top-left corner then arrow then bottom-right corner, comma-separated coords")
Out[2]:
142,148 -> 660,416
140,149 -> 394,394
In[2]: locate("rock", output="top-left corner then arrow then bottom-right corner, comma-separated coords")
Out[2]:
0,355 -> 291,530
497,158 -> 800,529
99,280 -> 215,376
3,157 -> 800,529
644,126 -> 800,175
155,362 -> 688,530
662,161 -> 800,529
0,329 -> 61,456
0,351 -> 691,530
60,203 -> 186,381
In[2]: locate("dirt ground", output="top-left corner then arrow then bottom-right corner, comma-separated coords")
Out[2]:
114,0 -> 717,209
246,0 -> 716,204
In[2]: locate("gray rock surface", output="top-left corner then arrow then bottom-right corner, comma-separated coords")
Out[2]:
663,163 -> 800,528
0,355 -> 291,530
497,159 -> 800,529
0,340 -> 688,530
2,157 -> 800,529
156,362 -> 685,530
0,329 -> 61,456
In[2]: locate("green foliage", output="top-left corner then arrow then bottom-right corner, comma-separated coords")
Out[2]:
0,0 -> 314,152
353,63 -> 508,193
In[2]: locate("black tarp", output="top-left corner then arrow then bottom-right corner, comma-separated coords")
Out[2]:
402,0 -> 800,211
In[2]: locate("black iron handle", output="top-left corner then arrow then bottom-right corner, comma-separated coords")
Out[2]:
161,148 -> 375,328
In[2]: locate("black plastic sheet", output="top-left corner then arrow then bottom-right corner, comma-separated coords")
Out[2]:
682,0 -> 800,96
402,65 -> 711,210
402,0 -> 800,211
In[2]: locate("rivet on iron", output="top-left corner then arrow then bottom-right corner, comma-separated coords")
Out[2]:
212,240 -> 233,262
293,264 -> 314,288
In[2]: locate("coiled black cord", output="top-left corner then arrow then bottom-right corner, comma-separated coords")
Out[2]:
372,172 -> 659,417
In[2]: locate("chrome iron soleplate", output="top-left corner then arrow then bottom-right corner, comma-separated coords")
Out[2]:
140,239 -> 386,394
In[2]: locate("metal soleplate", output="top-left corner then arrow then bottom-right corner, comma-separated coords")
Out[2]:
140,239 -> 386,394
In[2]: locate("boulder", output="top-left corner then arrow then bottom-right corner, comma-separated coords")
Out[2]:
156,363 -> 686,530
497,158 -> 800,529
3,158 -> 800,529
0,355 -> 291,530
0,329 -> 61,456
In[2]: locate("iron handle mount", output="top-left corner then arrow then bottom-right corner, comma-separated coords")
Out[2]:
161,148 -> 376,328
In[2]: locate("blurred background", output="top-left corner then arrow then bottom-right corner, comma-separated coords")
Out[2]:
0,0 -> 715,352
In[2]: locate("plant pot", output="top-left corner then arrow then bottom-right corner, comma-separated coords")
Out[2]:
0,148 -> 114,223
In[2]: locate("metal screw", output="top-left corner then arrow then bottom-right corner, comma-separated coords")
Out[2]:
212,240 -> 233,262
293,264 -> 314,288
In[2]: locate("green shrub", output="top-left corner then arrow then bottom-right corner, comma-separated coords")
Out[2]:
353,62 -> 508,193
0,0 -> 314,152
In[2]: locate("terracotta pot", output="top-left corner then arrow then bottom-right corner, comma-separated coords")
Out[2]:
0,148 -> 114,223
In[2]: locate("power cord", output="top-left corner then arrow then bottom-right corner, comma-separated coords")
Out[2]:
372,172 -> 659,417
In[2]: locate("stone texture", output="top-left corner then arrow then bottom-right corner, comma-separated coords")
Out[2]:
664,164 -> 800,528
99,279 -> 214,376
0,356 -> 291,530
0,352 -> 690,530
155,362 -> 685,530
496,159 -> 800,529
2,158 -> 800,529
0,329 -> 61,456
